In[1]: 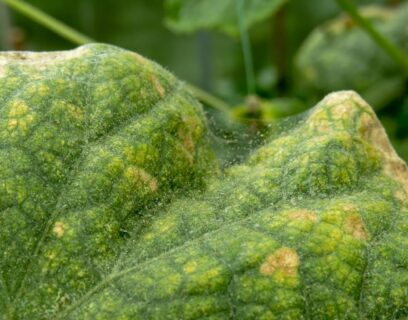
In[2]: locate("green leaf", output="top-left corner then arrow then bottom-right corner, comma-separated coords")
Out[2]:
164,0 -> 288,36
295,3 -> 408,109
0,43 -> 217,319
67,91 -> 408,319
1,44 -> 408,319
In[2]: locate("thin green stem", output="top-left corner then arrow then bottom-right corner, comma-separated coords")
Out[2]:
2,0 -> 94,45
336,0 -> 408,74
236,0 -> 256,94
185,84 -> 232,115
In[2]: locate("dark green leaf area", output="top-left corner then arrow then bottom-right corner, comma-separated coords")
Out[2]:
0,44 -> 216,319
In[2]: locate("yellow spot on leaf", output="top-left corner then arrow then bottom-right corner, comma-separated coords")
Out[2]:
67,104 -> 84,121
52,221 -> 66,238
38,84 -> 51,96
330,101 -> 355,121
125,167 -> 158,192
8,119 -> 18,129
7,101 -> 35,133
184,261 -> 198,274
46,250 -> 57,260
288,209 -> 317,222
260,247 -> 300,277
8,100 -> 29,117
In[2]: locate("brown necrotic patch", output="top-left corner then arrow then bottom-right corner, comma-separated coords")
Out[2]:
260,247 -> 300,276
149,74 -> 165,97
344,214 -> 368,240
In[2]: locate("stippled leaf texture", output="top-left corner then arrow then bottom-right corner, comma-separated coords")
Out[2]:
164,0 -> 287,36
0,43 -> 216,319
296,3 -> 408,109
1,45 -> 408,320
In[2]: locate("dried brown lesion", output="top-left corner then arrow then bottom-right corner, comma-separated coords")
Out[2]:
355,95 -> 408,196
344,214 -> 369,240
309,91 -> 408,199
149,74 -> 166,97
0,45 -> 91,66
260,247 -> 300,277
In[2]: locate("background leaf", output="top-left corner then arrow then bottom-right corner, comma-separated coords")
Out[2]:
164,0 -> 288,36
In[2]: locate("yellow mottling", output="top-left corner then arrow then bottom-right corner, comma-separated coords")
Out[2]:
288,209 -> 317,222
157,220 -> 175,233
38,84 -> 51,96
67,104 -> 84,120
307,108 -> 331,133
344,214 -> 369,240
330,101 -> 355,121
52,221 -> 66,238
8,100 -> 29,117
184,261 -> 198,274
154,215 -> 177,234
107,157 -> 125,174
341,203 -> 357,213
8,119 -> 18,129
7,101 -> 35,133
143,232 -> 154,240
77,269 -> 86,277
168,273 -> 181,285
149,74 -> 165,97
260,247 -> 299,277
123,144 -> 157,165
125,167 -> 158,192
46,250 -> 57,260
7,116 -> 35,133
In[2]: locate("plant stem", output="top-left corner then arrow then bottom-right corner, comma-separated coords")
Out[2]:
1,0 -> 94,45
186,84 -> 232,115
335,0 -> 408,74
236,0 -> 256,94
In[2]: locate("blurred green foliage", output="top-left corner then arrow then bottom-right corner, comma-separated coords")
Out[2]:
1,0 -> 408,161
296,3 -> 408,109
164,0 -> 287,36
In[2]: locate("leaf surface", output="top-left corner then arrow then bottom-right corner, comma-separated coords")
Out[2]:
1,44 -> 408,319
0,43 -> 216,319
68,91 -> 408,319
